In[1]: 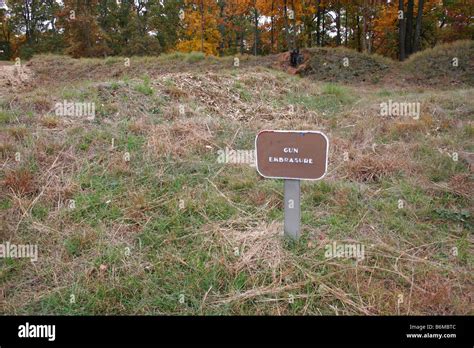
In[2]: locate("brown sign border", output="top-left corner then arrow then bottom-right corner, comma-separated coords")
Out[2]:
255,130 -> 329,181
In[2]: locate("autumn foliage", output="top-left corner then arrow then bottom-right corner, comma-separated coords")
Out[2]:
0,0 -> 472,60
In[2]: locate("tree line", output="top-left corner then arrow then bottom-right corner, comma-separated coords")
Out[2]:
0,0 -> 472,61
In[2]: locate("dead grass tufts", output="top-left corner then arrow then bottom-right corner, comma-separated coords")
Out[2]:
40,115 -> 60,129
127,117 -> 148,135
388,120 -> 427,139
215,221 -> 287,275
8,126 -> 29,140
146,119 -> 213,158
448,173 -> 473,198
33,97 -> 53,113
347,154 -> 400,183
410,272 -> 469,315
2,169 -> 37,196
164,85 -> 188,100
107,152 -> 132,176
0,134 -> 15,159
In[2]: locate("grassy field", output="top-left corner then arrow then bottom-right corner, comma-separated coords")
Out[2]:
0,42 -> 473,315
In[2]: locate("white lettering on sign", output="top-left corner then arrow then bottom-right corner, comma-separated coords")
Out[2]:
268,156 -> 313,164
284,147 -> 299,154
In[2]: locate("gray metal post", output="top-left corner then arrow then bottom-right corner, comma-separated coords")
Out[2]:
284,179 -> 300,239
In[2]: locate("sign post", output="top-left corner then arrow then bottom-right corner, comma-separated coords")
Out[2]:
255,130 -> 329,240
284,179 -> 301,239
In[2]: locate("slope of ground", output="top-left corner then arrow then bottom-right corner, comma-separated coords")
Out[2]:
23,52 -> 270,88
404,40 -> 474,87
0,49 -> 473,315
273,40 -> 473,88
295,47 -> 392,84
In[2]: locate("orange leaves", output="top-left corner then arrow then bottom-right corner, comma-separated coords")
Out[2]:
4,0 -> 470,58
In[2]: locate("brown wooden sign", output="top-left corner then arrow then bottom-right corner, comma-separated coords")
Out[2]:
255,130 -> 328,180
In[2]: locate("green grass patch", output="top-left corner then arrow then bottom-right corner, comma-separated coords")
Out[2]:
286,83 -> 355,114
184,51 -> 206,63
134,75 -> 153,96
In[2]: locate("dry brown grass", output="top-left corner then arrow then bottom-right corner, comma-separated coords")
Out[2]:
40,115 -> 60,129
409,271 -> 472,315
448,173 -> 474,198
0,134 -> 16,159
33,97 -> 53,113
388,120 -> 427,139
214,221 -> 286,275
346,154 -> 401,183
2,169 -> 37,196
164,85 -> 189,100
146,119 -> 214,158
127,117 -> 148,135
8,126 -> 29,140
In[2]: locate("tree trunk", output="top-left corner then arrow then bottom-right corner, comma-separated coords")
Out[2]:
413,0 -> 424,53
344,7 -> 348,46
361,0 -> 367,52
200,0 -> 204,52
398,0 -> 406,61
368,32 -> 372,54
240,23 -> 244,54
405,0 -> 414,56
321,7 -> 325,46
283,0 -> 290,50
316,0 -> 321,46
306,13 -> 313,47
336,0 -> 341,46
290,0 -> 296,49
356,13 -> 360,52
254,6 -> 258,56
271,0 -> 275,53
303,0 -> 313,48
218,0 -> 225,56
23,0 -> 32,43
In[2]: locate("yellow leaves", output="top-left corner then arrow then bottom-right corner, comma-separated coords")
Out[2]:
176,38 -> 219,55
178,0 -> 222,55
225,0 -> 254,16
